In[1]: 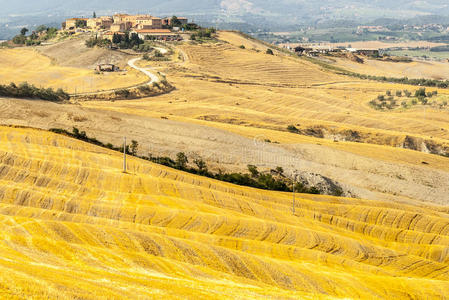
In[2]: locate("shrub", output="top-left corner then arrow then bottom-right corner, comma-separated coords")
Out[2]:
85,37 -> 111,48
396,91 -> 402,97
287,125 -> 299,133
386,90 -> 391,96
377,95 -> 385,101
247,165 -> 259,177
0,82 -> 69,101
239,45 -> 246,49
266,48 -> 274,55
419,97 -> 428,104
176,152 -> 189,169
415,88 -> 427,98
138,85 -> 151,93
130,140 -> 139,155
194,158 -> 208,174
115,89 -> 130,98
12,35 -> 26,45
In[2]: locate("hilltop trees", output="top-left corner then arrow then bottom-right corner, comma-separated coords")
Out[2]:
12,25 -> 57,45
171,16 -> 182,28
111,32 -> 144,49
85,36 -> 111,48
190,28 -> 216,41
20,28 -> 28,36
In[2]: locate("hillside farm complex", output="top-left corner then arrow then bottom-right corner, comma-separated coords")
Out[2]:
63,13 -> 189,41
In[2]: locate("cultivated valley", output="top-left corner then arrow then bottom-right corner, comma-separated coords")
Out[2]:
1,8 -> 449,299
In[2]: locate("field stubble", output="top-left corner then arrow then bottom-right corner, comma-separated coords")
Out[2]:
0,126 -> 449,298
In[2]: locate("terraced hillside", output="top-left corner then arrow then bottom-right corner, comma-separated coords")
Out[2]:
1,126 -> 449,298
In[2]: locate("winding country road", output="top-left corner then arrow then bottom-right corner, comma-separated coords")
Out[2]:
127,47 -> 169,84
127,58 -> 160,84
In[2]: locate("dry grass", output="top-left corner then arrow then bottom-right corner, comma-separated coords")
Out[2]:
332,56 -> 449,80
0,47 -> 147,94
0,125 -> 449,299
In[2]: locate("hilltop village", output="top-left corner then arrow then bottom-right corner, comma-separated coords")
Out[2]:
62,14 -> 192,41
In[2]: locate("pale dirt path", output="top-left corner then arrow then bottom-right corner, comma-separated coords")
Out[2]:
127,47 -> 169,84
128,58 -> 160,83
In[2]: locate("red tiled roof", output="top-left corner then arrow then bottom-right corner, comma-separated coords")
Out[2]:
133,29 -> 172,33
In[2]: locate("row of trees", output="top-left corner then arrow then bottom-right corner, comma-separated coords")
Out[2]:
111,32 -> 144,49
304,56 -> 449,89
346,71 -> 449,88
49,128 -> 324,195
0,82 -> 70,102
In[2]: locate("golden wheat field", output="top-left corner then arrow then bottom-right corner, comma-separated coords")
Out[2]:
0,47 -> 146,93
1,125 -> 449,299
2,30 -> 449,299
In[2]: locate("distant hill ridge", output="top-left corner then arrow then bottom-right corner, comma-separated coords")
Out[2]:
2,0 -> 449,22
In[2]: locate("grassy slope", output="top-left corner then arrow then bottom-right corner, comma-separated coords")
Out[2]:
0,46 -> 146,94
1,125 -> 449,298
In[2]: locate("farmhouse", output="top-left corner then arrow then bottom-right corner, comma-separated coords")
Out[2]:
356,49 -> 380,57
135,16 -> 163,30
96,64 -> 119,72
132,29 -> 181,41
111,22 -> 131,32
63,18 -> 88,30
87,16 -> 113,30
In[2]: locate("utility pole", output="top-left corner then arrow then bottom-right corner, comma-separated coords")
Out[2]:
292,172 -> 298,215
123,137 -> 127,173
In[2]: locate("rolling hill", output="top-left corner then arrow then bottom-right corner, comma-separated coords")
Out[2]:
2,31 -> 449,206
1,125 -> 449,298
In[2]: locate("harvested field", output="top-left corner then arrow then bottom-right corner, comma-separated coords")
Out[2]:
0,126 -> 449,298
332,56 -> 449,80
0,46 -> 146,94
